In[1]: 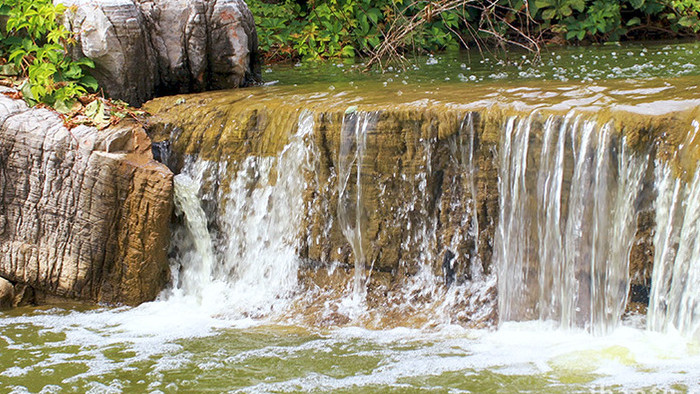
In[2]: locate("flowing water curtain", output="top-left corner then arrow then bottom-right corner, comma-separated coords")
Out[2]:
169,112 -> 319,315
446,112 -> 481,280
337,110 -> 379,300
496,112 -> 647,332
495,114 -> 534,323
648,160 -> 700,340
172,170 -> 217,299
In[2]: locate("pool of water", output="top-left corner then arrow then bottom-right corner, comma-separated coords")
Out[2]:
265,40 -> 700,89
2,301 -> 700,393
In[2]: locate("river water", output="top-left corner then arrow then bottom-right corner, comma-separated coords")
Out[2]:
2,41 -> 700,393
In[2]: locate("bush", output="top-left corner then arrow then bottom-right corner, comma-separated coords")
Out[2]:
248,0 -> 700,64
0,0 -> 98,112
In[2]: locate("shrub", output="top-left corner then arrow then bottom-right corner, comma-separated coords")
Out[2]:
0,0 -> 98,112
248,0 -> 700,65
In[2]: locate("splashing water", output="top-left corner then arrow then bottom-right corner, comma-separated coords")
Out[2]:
168,111 -> 319,317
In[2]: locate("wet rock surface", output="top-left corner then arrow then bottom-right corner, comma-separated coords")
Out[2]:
57,0 -> 260,106
0,89 -> 173,305
144,80 -> 700,321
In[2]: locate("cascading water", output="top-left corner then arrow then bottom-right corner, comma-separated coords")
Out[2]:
168,112 -> 319,316
496,112 -> 648,333
441,113 -> 482,283
171,172 -> 216,299
648,158 -> 700,340
337,110 -> 378,300
4,43 -> 700,393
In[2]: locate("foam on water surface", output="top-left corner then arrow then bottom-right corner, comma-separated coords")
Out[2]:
2,307 -> 700,392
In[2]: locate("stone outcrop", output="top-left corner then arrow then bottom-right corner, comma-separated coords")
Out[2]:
57,0 -> 260,106
0,89 -> 173,305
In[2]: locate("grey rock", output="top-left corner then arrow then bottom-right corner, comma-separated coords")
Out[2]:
0,88 -> 173,305
57,0 -> 260,106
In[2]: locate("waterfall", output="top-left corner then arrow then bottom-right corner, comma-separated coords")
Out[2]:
496,112 -> 648,333
172,173 -> 217,298
168,112 -> 318,316
447,113 -> 481,281
648,161 -> 700,340
337,110 -> 379,300
496,113 -> 535,323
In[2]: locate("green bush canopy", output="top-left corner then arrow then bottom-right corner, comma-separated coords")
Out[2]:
249,0 -> 700,65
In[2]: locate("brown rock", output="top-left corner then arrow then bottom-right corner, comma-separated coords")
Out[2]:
12,283 -> 34,307
0,89 -> 173,305
0,277 -> 13,309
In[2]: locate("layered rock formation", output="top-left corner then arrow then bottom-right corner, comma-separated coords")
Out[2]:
0,89 -> 173,305
144,79 -> 700,323
57,0 -> 260,106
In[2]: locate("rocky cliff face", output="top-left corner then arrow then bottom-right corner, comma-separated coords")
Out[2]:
0,89 -> 173,305
57,0 -> 260,106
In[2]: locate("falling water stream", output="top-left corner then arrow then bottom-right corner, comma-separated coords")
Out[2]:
337,110 -> 378,302
2,42 -> 700,392
496,113 -> 648,334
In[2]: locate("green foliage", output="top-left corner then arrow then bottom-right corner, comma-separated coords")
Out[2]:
249,0 -> 476,61
249,0 -> 700,63
0,0 -> 97,111
536,0 -> 700,41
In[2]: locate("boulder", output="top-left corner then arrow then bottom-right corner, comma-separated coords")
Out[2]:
0,277 -> 13,309
0,88 -> 173,305
57,0 -> 261,106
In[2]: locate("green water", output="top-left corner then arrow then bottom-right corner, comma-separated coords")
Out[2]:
265,40 -> 700,89
1,305 -> 698,392
2,41 -> 700,393
3,304 -> 698,392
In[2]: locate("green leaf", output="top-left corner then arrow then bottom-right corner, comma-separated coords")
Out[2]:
542,8 -> 556,20
20,81 -> 36,106
629,0 -> 645,10
341,45 -> 355,58
53,99 -> 72,114
626,17 -> 641,26
570,0 -> 586,12
0,63 -> 19,76
678,15 -> 700,27
534,0 -> 551,9
63,64 -> 83,79
367,8 -> 382,24
80,75 -> 99,92
85,99 -> 110,128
